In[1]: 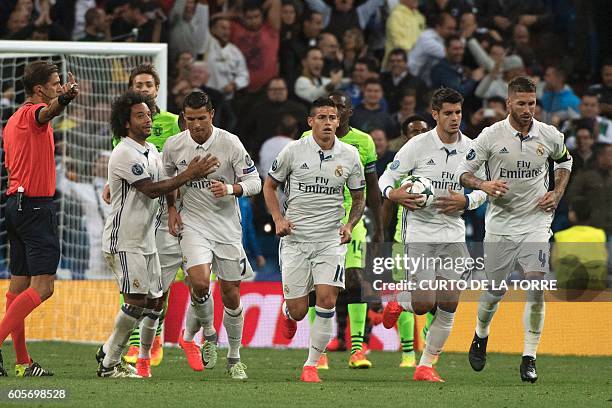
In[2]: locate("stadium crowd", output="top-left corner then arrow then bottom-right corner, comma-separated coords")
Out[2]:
1,0 -> 611,282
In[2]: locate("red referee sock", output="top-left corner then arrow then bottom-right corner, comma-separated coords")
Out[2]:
5,292 -> 30,364
0,288 -> 41,347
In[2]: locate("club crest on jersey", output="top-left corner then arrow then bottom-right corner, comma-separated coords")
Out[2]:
536,144 -> 545,156
245,154 -> 254,167
153,126 -> 162,137
284,284 -> 290,295
133,279 -> 140,288
466,149 -> 476,161
271,159 -> 278,172
132,163 -> 144,176
335,165 -> 343,177
390,160 -> 400,170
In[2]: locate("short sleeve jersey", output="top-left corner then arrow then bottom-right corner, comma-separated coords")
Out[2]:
302,127 -> 377,223
268,136 -> 365,243
380,129 -> 474,242
456,117 -> 572,235
3,103 -> 55,196
162,127 -> 260,244
102,138 -> 164,254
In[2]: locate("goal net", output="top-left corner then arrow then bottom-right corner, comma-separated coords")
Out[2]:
0,40 -> 167,280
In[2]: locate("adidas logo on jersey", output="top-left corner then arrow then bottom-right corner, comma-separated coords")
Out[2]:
499,147 -> 509,154
300,163 -> 309,169
179,159 -> 188,166
426,159 -> 436,165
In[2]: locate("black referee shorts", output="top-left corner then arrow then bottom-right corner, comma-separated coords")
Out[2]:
5,196 -> 60,277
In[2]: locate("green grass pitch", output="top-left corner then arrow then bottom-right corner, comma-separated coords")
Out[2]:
0,342 -> 610,408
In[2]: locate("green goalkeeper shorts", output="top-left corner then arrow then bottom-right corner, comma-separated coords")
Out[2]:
345,219 -> 367,270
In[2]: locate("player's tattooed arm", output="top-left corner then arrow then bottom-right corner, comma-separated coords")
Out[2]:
459,172 -> 509,198
341,189 -> 365,243
263,176 -> 294,236
133,154 -> 219,199
365,172 -> 384,243
538,168 -> 570,212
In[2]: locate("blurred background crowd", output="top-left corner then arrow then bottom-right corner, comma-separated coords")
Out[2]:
0,0 -> 611,283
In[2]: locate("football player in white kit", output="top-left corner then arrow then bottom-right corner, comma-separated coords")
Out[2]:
456,76 -> 573,383
97,91 -> 218,378
263,97 -> 366,383
163,91 -> 261,380
378,88 -> 487,382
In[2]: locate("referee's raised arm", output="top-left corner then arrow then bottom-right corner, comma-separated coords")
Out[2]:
0,60 -> 79,377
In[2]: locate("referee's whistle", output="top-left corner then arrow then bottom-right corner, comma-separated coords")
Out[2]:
17,186 -> 24,212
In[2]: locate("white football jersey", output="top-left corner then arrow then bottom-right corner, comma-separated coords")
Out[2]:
162,127 -> 261,244
379,129 -> 486,242
102,137 -> 164,254
456,117 -> 572,235
268,135 -> 365,243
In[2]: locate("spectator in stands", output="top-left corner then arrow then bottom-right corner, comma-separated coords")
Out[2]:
242,77 -> 307,159
563,93 -> 612,149
341,27 -> 368,74
351,78 -> 397,138
431,35 -> 485,99
391,90 -> 418,138
279,7 -> 324,88
588,59 -> 612,120
408,12 -> 457,87
258,113 -> 299,176
203,15 -> 250,101
389,114 -> 429,152
474,54 -> 525,100
463,96 -> 506,138
568,122 -> 596,174
230,0 -> 281,93
304,0 -> 384,43
342,57 -> 378,108
541,66 -> 581,126
119,0 -> 168,43
422,0 -> 476,24
169,0 -> 209,62
294,47 -> 343,103
79,7 -> 111,41
2,7 -> 30,38
371,128 -> 394,177
170,51 -> 194,86
280,0 -> 301,44
384,0 -> 425,65
380,48 -> 428,113
508,24 -> 539,74
186,61 -> 236,131
567,144 -> 612,235
476,0 -> 552,37
318,32 -> 344,77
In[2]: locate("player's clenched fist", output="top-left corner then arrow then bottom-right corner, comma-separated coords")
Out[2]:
187,153 -> 219,179
480,179 -> 509,198
339,224 -> 353,244
274,217 -> 295,237
209,179 -> 228,198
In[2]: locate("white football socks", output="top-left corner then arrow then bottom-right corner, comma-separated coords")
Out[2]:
183,291 -> 214,342
139,309 -> 161,359
523,289 -> 545,358
475,291 -> 503,338
223,305 -> 244,360
102,303 -> 144,368
305,306 -> 335,367
420,307 -> 455,367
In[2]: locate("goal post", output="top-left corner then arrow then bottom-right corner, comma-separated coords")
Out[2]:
0,40 -> 168,280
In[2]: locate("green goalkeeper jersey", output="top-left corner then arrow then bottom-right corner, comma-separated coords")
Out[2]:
301,127 -> 377,223
113,110 -> 180,152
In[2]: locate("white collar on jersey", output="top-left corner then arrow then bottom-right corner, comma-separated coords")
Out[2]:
505,116 -> 539,140
429,128 -> 470,153
187,126 -> 218,150
122,136 -> 151,155
306,133 -> 343,156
